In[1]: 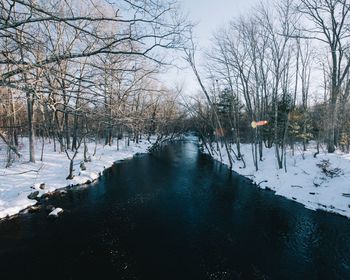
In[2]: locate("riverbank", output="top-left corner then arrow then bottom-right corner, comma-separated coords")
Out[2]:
205,142 -> 350,218
0,137 -> 153,219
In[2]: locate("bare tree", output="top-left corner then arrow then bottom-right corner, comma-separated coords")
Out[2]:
184,34 -> 234,168
297,0 -> 350,152
1,0 -> 189,162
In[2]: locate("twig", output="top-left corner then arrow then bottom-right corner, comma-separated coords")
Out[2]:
0,164 -> 44,176
257,180 -> 268,187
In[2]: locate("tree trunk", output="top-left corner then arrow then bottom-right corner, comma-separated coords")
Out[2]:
66,159 -> 74,180
327,91 -> 338,153
274,92 -> 283,169
64,110 -> 70,150
40,135 -> 45,161
26,91 -> 35,163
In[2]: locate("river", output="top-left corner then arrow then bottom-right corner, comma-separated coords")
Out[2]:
0,140 -> 349,279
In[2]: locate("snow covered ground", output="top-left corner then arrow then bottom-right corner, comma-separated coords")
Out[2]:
0,137 -> 152,219
2,136 -> 349,220
206,142 -> 350,219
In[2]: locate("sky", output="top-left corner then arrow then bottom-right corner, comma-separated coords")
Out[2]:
163,0 -> 261,95
180,0 -> 260,48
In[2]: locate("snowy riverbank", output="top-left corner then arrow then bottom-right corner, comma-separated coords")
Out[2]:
206,143 -> 350,218
2,136 -> 350,220
0,137 -> 153,219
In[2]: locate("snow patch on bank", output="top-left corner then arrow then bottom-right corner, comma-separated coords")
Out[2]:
0,138 -> 152,219
205,143 -> 350,218
48,207 -> 63,217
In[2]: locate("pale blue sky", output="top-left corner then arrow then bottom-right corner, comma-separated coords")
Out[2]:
180,0 -> 260,48
166,0 -> 261,95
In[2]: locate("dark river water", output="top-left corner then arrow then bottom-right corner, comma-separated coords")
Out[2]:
0,140 -> 350,280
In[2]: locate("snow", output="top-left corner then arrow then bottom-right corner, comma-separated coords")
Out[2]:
48,207 -> 63,217
205,142 -> 350,218
2,135 -> 349,220
0,137 -> 153,219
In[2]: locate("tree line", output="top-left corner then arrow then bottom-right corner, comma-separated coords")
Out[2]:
0,0 -> 190,174
2,0 -> 350,175
186,0 -> 350,171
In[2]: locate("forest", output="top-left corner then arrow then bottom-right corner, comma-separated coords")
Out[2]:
187,0 -> 350,172
1,2 -> 350,279
1,0 -> 350,174
0,0 -> 189,177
